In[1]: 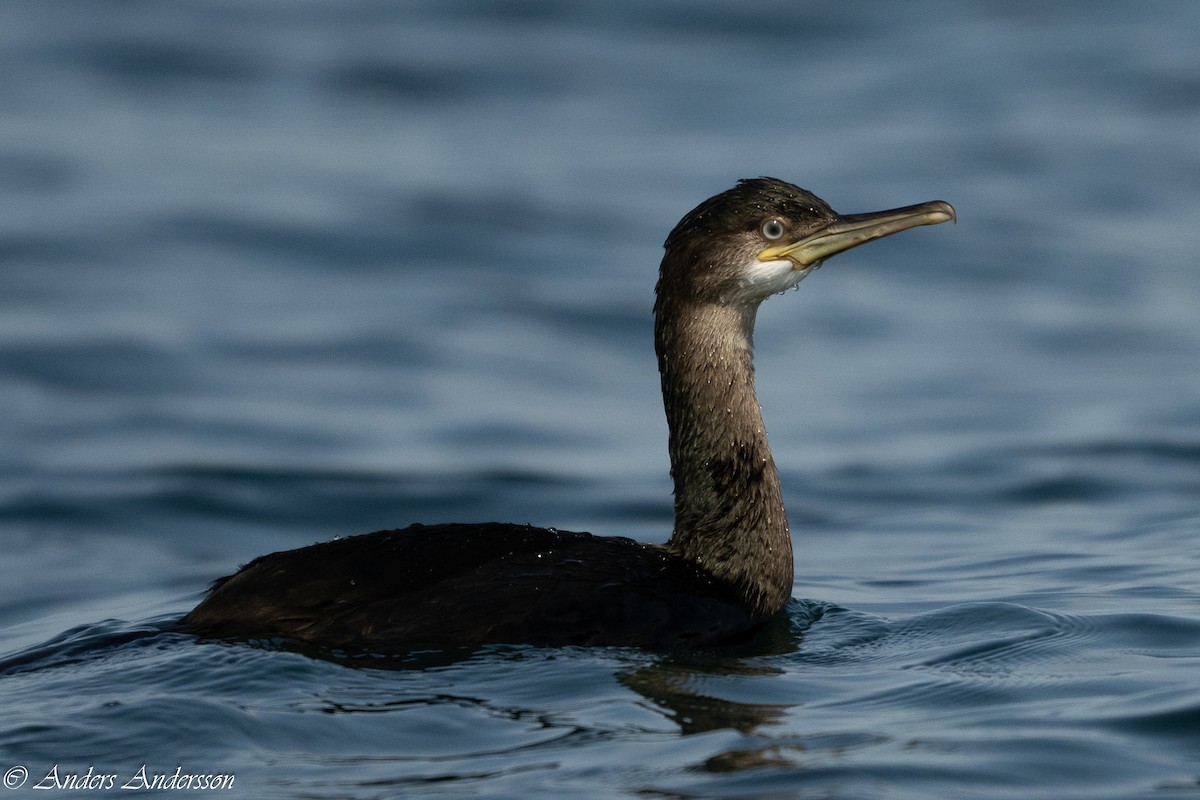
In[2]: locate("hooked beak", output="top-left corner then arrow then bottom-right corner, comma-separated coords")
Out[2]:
758,200 -> 956,268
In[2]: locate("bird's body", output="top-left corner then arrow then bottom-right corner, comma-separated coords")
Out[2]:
182,523 -> 758,648
181,178 -> 955,651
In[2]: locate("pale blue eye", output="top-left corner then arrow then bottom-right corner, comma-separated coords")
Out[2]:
761,219 -> 785,240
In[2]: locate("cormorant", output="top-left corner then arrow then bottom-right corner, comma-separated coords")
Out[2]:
181,178 -> 955,650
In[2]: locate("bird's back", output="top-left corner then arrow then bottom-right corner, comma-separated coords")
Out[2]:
180,522 -> 762,650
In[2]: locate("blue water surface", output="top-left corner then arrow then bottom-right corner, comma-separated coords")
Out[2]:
2,2 -> 1199,798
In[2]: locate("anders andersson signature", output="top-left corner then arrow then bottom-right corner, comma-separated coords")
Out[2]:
4,764 -> 235,791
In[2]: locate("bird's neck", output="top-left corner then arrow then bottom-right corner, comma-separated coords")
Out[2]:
654,299 -> 793,618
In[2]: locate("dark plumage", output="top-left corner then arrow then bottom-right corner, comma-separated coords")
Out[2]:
181,178 -> 955,651
182,523 -> 756,648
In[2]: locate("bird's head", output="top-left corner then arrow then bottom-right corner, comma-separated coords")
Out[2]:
658,177 -> 955,307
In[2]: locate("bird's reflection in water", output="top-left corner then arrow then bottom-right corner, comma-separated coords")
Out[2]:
618,600 -> 822,736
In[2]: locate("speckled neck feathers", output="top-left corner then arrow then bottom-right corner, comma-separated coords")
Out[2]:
653,299 -> 793,618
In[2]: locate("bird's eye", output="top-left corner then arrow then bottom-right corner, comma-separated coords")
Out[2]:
761,219 -> 785,240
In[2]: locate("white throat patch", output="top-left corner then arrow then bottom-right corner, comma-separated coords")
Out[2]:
730,257 -> 814,303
